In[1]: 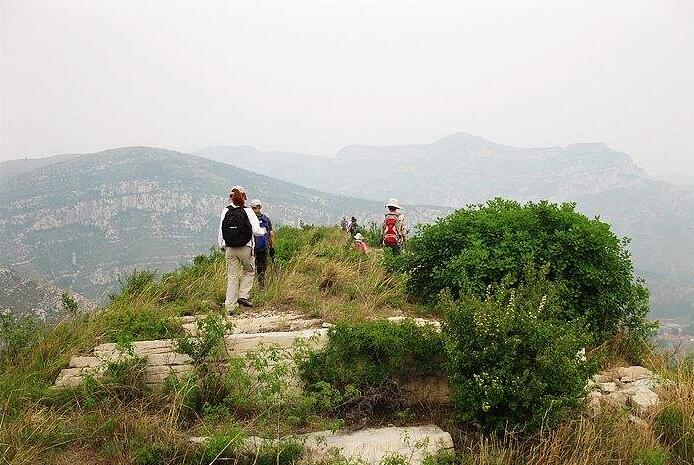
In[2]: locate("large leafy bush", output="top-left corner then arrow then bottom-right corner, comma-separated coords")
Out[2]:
442,271 -> 595,433
299,319 -> 444,410
393,198 -> 651,343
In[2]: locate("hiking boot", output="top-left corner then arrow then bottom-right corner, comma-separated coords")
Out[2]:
237,298 -> 253,308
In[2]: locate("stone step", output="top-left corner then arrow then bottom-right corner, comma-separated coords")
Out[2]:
54,327 -> 328,388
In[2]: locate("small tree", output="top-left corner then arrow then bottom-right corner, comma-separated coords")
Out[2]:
61,291 -> 79,316
392,198 -> 652,344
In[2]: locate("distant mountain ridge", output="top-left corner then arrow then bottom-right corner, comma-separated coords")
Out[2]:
0,147 -> 449,302
196,134 -> 694,322
196,133 -> 649,206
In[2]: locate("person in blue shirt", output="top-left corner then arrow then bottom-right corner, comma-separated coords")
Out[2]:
250,199 -> 275,286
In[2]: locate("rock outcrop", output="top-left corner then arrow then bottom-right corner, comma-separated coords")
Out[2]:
586,365 -> 661,417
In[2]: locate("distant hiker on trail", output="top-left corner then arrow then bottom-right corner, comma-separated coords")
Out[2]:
251,198 -> 275,286
218,186 -> 266,312
381,198 -> 407,255
348,216 -> 359,237
353,232 -> 369,254
341,216 -> 348,232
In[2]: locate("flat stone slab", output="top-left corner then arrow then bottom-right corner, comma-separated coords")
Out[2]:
181,312 -> 323,335
224,329 -> 328,356
191,425 -> 453,465
303,425 -> 453,465
94,339 -> 175,358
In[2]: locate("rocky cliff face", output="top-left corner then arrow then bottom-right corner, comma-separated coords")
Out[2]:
0,266 -> 96,323
0,147 -> 449,301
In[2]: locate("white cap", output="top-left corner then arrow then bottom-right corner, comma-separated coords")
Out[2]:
230,185 -> 246,194
251,199 -> 262,207
385,198 -> 401,209
354,233 -> 364,241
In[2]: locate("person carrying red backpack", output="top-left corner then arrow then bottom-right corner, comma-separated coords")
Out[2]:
381,198 -> 407,255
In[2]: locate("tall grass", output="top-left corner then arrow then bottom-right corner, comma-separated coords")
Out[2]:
253,227 -> 415,321
2,226 -> 693,464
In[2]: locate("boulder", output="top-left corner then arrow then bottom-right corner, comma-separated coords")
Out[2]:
303,425 -> 453,465
628,388 -> 659,413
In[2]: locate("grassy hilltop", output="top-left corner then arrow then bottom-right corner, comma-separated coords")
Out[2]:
1,224 -> 693,465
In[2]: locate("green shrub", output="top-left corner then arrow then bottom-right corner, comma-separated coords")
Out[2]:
115,269 -> 157,299
61,291 -> 79,316
105,306 -> 182,343
442,271 -> 595,433
101,356 -> 150,401
392,198 -> 652,345
253,439 -> 304,465
633,447 -> 670,465
299,319 -> 444,411
357,221 -> 382,247
198,423 -> 303,465
0,311 -> 42,366
656,404 -> 694,461
175,313 -> 231,365
198,423 -> 247,462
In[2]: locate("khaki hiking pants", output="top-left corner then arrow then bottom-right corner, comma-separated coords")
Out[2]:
225,246 -> 255,310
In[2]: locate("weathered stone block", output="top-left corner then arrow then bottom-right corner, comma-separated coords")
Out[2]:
617,366 -> 652,381
68,356 -> 103,368
628,388 -> 659,413
145,364 -> 194,384
598,382 -> 617,393
146,352 -> 192,366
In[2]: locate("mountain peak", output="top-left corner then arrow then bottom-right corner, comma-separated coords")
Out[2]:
435,132 -> 495,146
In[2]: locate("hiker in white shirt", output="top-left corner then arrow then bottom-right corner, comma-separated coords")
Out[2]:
218,185 -> 266,312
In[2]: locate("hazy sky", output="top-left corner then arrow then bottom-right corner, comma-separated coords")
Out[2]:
1,0 -> 693,176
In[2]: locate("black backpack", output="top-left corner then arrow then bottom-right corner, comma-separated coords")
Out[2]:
222,206 -> 252,247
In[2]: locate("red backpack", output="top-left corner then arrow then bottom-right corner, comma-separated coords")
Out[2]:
383,214 -> 400,246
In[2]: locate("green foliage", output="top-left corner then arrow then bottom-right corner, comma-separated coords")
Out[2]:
61,291 -> 79,316
441,271 -> 595,433
392,198 -> 652,344
379,452 -> 409,465
198,422 -> 247,463
357,221 -> 382,247
421,450 -> 456,465
105,306 -> 182,343
175,313 -> 232,365
273,225 -> 330,265
198,424 -> 303,465
300,319 -> 444,410
115,269 -> 157,299
633,447 -> 670,465
655,404 -> 694,461
45,356 -> 149,410
310,450 -> 368,465
0,311 -> 42,366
